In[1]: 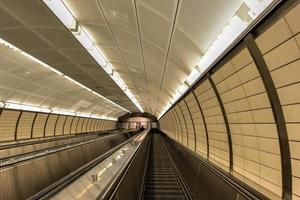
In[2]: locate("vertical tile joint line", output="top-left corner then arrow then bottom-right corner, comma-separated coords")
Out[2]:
174,108 -> 184,144
245,33 -> 292,200
207,74 -> 233,172
183,98 -> 197,152
15,111 -> 23,141
31,113 -> 38,139
53,115 -> 60,136
62,115 -> 68,135
178,103 -> 189,148
192,90 -> 210,159
43,113 -> 51,138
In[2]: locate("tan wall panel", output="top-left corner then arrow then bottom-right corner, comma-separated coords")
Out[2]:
256,4 -> 300,198
32,113 -> 48,138
55,115 -> 66,136
95,120 -> 100,131
86,118 -> 93,132
185,92 -> 207,157
175,105 -> 187,146
211,46 -> 282,196
90,119 -> 97,131
0,110 -> 21,141
16,112 -> 35,140
45,114 -> 58,137
76,118 -> 84,133
82,118 -> 88,133
63,116 -> 74,135
194,79 -> 230,171
71,117 -> 79,134
179,100 -> 195,151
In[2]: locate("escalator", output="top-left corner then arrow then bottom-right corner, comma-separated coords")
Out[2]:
143,134 -> 191,200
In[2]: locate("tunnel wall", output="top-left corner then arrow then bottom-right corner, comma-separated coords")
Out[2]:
159,2 -> 299,200
0,108 -> 116,142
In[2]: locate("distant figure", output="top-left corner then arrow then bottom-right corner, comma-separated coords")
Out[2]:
140,126 -> 145,132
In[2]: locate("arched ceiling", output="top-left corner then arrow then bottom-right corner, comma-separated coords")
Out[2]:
0,0 -> 275,119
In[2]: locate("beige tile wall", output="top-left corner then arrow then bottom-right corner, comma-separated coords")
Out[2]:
194,79 -> 230,171
45,114 -> 58,137
70,117 -> 79,134
0,110 -> 117,142
211,47 -> 282,196
55,115 -> 66,136
32,113 -> 48,138
179,100 -> 195,151
159,3 -> 300,199
16,112 -> 35,140
86,118 -> 93,132
63,116 -> 74,134
0,110 -> 20,141
82,118 -> 88,133
76,118 -> 84,133
90,119 -> 97,131
175,104 -> 188,146
185,92 -> 208,157
256,4 -> 300,198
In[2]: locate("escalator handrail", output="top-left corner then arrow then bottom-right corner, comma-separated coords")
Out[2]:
0,128 -> 130,150
161,136 -> 194,200
139,131 -> 152,200
163,132 -> 267,200
100,130 -> 150,200
28,129 -> 142,200
0,130 -> 135,169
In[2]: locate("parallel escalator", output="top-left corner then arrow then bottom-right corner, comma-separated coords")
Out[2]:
143,134 -> 191,200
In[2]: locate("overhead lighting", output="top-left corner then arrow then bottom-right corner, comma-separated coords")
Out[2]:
178,83 -> 189,95
1,101 -> 117,121
197,15 -> 247,73
157,15 -> 248,119
243,0 -> 273,19
43,0 -> 76,29
4,102 -> 52,113
42,0 -> 144,113
186,68 -> 201,86
76,113 -> 91,118
0,37 -> 129,113
52,109 -> 76,116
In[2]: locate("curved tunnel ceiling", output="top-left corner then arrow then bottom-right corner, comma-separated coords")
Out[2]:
0,0 -> 276,119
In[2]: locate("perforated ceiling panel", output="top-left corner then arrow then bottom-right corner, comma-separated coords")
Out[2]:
0,0 -> 245,116
62,0 -> 243,115
0,0 -> 138,113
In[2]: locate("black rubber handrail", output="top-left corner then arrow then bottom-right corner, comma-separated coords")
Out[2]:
162,135 -> 194,200
139,131 -> 151,200
29,130 -> 142,200
0,129 -> 136,169
0,129 -> 124,150
100,131 -> 150,200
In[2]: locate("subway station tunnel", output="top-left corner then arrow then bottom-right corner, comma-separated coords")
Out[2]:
0,0 -> 299,199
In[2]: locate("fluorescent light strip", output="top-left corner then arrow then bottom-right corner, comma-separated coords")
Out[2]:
158,0 -> 274,119
0,102 -> 117,121
0,37 -> 129,113
42,0 -> 144,113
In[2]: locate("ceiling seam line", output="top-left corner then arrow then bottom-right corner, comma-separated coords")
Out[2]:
0,3 -> 129,113
96,0 -> 146,111
154,0 -> 181,115
133,0 -> 150,112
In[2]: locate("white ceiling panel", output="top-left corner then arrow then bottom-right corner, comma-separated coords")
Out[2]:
99,0 -> 138,34
177,0 -> 242,51
137,0 -> 176,20
138,4 -> 172,50
0,0 -> 257,116
142,40 -> 166,67
170,27 -> 203,72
